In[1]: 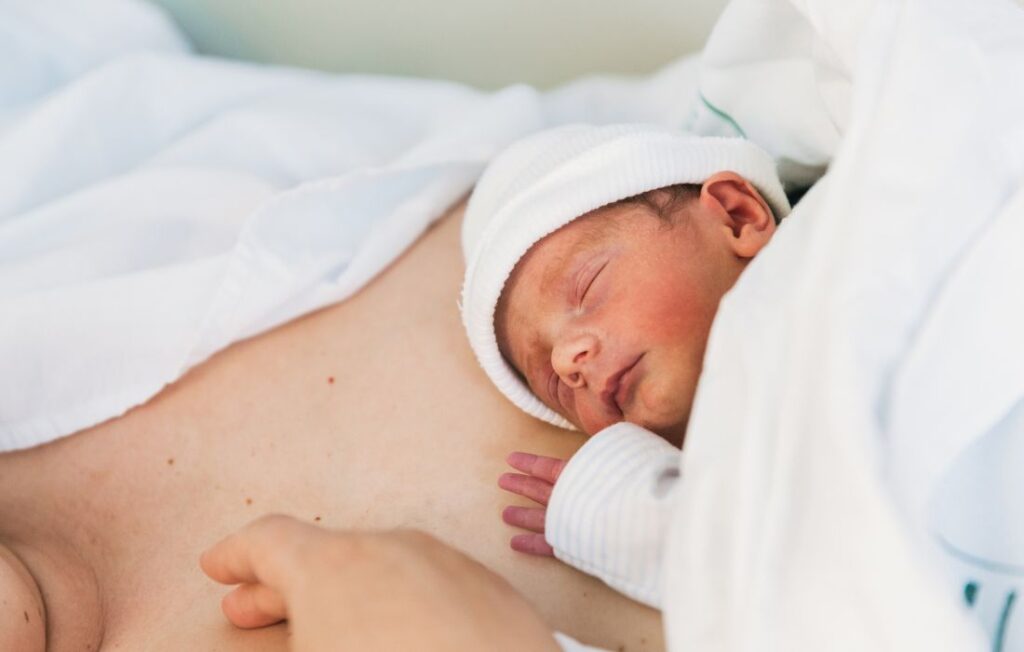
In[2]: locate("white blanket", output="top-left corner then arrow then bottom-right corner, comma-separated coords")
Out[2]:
665,0 -> 1024,650
7,1 -> 1023,648
0,0 -> 700,450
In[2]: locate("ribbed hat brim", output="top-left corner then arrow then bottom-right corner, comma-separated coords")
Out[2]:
461,124 -> 790,429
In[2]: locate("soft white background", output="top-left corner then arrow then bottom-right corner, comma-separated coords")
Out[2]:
149,0 -> 729,89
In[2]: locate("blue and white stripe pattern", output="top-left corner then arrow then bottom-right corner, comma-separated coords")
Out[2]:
546,421 -> 682,610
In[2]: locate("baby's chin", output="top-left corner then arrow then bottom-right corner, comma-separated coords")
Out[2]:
569,411 -> 686,448
560,379 -> 692,447
645,418 -> 688,448
631,385 -> 691,447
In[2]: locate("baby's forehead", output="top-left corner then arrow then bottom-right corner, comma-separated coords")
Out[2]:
520,197 -> 657,300
535,203 -> 634,282
496,204 -> 637,363
508,210 -> 612,306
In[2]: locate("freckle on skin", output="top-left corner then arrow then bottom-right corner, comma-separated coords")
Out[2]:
24,610 -> 29,623
166,458 -> 174,466
327,376 -> 335,385
314,516 -> 321,522
245,497 -> 253,506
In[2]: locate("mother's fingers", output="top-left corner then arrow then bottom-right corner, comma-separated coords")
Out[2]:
221,582 -> 288,629
200,514 -> 318,591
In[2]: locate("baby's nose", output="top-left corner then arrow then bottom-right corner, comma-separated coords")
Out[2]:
551,334 -> 600,389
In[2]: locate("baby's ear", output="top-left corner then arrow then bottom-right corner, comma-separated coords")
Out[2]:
700,171 -> 775,259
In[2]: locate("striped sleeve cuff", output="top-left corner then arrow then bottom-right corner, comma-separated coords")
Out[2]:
546,421 -> 681,609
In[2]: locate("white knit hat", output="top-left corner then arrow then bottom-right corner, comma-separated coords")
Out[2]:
460,123 -> 790,430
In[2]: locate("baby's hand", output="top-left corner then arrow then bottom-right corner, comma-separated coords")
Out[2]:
498,452 -> 566,557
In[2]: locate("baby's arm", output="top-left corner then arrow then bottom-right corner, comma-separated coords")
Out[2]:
500,422 -> 682,609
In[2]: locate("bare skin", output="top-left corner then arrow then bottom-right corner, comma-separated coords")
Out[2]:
200,515 -> 562,650
0,201 -> 663,652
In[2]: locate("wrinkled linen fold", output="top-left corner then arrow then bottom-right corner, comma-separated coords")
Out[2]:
0,0 -> 701,450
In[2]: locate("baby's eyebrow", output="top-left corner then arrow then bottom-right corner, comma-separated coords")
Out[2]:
540,219 -> 609,292
539,248 -> 573,294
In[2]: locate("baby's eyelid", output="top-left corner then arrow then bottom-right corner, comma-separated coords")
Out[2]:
578,260 -> 608,306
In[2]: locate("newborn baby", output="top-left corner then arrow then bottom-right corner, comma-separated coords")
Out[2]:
460,124 -> 790,600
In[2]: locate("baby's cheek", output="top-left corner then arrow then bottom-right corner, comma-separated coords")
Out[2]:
640,359 -> 695,421
635,305 -> 708,360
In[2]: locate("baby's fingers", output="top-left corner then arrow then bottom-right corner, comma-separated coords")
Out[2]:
502,506 -> 546,533
498,473 -> 554,505
506,452 -> 566,484
221,582 -> 288,629
510,533 -> 555,557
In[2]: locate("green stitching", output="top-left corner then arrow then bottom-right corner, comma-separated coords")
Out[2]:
699,93 -> 748,139
994,591 -> 1016,652
965,581 -> 979,607
935,533 -> 1024,576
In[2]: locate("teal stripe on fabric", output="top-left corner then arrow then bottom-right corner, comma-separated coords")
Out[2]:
965,581 -> 979,606
935,533 -> 1024,576
699,93 -> 748,139
994,591 -> 1016,652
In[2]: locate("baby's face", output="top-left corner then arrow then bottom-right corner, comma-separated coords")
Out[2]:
496,182 -> 771,446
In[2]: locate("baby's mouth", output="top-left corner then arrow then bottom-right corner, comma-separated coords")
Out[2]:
600,353 -> 644,417
614,353 -> 644,414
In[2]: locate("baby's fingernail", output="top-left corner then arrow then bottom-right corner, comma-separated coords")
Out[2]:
507,452 -> 536,469
509,534 -> 530,552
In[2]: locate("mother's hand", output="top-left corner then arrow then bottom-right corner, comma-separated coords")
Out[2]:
200,514 -> 560,651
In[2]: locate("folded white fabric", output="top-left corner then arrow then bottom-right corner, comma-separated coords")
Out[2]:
0,0 -> 709,451
460,123 -> 790,429
0,0 -> 188,125
663,0 -> 1024,649
0,0 -> 550,450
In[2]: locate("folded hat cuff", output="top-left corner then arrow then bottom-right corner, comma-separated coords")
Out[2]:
461,131 -> 790,430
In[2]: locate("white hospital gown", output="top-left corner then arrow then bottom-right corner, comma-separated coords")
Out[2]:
548,0 -> 1024,648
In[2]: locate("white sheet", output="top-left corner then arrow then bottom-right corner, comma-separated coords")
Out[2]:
8,1 -> 1022,648
665,0 -> 1024,649
0,0 -> 702,450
